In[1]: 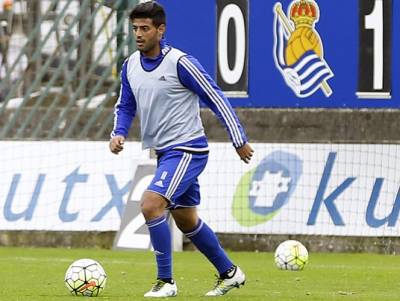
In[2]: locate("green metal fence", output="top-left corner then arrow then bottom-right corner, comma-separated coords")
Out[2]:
0,0 -> 138,139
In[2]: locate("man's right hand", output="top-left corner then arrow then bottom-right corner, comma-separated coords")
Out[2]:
109,135 -> 125,154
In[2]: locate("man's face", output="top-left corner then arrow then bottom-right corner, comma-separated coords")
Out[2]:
132,18 -> 165,55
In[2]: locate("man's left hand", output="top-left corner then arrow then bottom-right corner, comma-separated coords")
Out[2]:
236,143 -> 254,164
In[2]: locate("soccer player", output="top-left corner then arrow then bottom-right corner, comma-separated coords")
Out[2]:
110,1 -> 254,298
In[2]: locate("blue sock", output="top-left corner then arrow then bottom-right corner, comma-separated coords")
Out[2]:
185,219 -> 233,275
146,215 -> 172,280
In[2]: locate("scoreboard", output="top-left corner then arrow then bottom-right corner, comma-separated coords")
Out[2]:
158,0 -> 400,108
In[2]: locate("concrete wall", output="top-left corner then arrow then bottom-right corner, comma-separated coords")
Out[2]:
203,109 -> 400,144
2,108 -> 400,142
1,230 -> 399,254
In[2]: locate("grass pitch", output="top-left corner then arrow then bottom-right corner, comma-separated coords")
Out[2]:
0,247 -> 399,300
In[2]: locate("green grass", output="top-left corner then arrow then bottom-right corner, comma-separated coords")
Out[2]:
0,247 -> 399,300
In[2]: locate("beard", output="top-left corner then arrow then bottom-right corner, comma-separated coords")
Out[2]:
138,39 -> 159,54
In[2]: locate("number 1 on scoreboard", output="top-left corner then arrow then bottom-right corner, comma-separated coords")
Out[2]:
357,0 -> 392,99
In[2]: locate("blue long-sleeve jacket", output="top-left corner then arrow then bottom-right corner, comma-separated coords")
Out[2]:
111,42 -> 247,151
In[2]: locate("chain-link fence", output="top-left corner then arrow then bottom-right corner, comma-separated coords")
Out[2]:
0,0 -> 138,139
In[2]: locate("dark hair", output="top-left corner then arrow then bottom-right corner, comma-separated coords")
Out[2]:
129,1 -> 166,27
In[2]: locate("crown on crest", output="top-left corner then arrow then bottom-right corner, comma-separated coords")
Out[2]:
289,0 -> 319,27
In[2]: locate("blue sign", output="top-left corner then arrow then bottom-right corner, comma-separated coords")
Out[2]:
158,0 -> 400,108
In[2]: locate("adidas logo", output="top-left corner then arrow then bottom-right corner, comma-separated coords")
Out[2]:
155,180 -> 164,187
158,76 -> 167,81
155,171 -> 168,188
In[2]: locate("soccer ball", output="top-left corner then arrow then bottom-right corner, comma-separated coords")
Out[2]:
274,240 -> 308,271
64,258 -> 107,296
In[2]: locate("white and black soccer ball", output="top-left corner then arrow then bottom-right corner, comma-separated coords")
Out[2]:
64,258 -> 107,297
274,240 -> 308,271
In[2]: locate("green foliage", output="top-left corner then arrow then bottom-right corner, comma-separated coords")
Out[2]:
0,247 -> 399,300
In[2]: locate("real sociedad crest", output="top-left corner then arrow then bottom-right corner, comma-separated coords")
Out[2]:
273,0 -> 334,98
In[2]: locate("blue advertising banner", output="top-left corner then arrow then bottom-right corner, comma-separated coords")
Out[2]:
158,0 -> 400,108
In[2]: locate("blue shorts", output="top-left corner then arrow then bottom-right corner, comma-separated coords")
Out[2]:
147,150 -> 208,209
